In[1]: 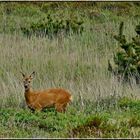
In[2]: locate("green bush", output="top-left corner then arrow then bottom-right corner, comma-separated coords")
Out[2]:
21,13 -> 84,38
108,22 -> 140,83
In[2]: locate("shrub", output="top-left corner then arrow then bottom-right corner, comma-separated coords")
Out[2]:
108,22 -> 140,83
21,13 -> 84,38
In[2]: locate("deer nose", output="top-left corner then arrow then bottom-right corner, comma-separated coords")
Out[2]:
24,85 -> 28,88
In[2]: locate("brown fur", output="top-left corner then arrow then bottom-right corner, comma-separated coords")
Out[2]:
21,71 -> 72,112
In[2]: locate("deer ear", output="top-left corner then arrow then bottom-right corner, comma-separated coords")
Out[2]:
20,71 -> 25,78
30,71 -> 35,79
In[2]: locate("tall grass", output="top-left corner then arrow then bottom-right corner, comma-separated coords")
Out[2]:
0,17 -> 139,110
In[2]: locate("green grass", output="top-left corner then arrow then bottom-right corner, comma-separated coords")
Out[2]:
1,98 -> 140,138
0,1 -> 140,138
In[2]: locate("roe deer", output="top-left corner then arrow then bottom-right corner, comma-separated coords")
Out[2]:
21,71 -> 72,113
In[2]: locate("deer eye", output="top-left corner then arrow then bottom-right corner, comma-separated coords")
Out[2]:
28,81 -> 31,83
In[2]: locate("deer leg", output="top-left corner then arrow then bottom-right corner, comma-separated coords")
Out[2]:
55,104 -> 64,113
62,103 -> 68,112
55,103 -> 68,113
34,103 -> 42,112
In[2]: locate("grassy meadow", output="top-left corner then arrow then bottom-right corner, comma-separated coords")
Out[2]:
0,2 -> 140,138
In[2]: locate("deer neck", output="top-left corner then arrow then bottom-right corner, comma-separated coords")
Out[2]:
25,87 -> 33,93
24,87 -> 34,103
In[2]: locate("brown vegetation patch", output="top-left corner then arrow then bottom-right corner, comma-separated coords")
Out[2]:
69,117 -> 104,138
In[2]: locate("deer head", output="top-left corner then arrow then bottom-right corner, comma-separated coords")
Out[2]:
21,71 -> 35,91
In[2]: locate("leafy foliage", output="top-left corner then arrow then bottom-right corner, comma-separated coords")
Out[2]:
21,13 -> 84,38
108,22 -> 140,83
